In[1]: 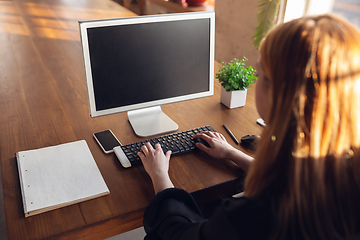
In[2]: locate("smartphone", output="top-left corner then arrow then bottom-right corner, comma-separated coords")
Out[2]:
93,130 -> 121,154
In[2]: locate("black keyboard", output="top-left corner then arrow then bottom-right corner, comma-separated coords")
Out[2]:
113,126 -> 216,168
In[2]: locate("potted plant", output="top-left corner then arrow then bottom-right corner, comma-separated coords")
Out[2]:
216,57 -> 257,108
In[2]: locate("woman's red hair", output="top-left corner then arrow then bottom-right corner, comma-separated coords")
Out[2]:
245,14 -> 360,239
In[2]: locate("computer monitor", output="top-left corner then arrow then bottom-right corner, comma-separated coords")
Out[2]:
79,12 -> 215,137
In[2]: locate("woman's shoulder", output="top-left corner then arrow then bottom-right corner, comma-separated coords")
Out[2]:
203,190 -> 277,240
223,189 -> 276,220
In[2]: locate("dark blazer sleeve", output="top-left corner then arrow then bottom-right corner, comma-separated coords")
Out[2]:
143,188 -> 274,240
143,188 -> 240,240
143,188 -> 204,240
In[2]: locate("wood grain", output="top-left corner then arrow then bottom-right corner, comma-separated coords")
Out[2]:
0,1 -> 262,239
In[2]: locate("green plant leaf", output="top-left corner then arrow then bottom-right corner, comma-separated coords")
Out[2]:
253,0 -> 281,48
216,57 -> 258,91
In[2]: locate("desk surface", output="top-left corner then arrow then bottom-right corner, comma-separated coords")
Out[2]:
0,0 -> 261,239
145,0 -> 214,14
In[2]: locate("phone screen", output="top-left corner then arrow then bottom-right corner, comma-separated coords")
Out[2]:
94,130 -> 120,153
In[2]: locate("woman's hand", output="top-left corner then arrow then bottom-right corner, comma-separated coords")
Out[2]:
194,131 -> 254,172
194,131 -> 237,159
138,142 -> 174,194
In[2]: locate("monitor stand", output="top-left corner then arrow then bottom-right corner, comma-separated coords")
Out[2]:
127,106 -> 179,137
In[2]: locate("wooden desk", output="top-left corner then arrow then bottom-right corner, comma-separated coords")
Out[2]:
0,0 -> 261,239
144,0 -> 214,14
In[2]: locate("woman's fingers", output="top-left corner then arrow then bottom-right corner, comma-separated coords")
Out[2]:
141,142 -> 154,156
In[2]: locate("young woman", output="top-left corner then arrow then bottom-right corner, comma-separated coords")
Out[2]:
138,14 -> 360,239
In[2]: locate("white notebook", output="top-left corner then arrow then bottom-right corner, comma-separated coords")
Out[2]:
16,140 -> 110,217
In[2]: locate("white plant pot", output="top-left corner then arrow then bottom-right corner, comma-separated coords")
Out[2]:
220,87 -> 247,109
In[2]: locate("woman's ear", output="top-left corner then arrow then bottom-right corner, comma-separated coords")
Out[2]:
255,57 -> 272,122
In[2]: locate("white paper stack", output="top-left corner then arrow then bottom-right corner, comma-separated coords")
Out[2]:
16,140 -> 110,217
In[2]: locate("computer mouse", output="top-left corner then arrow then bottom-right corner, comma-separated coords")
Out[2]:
240,135 -> 261,151
194,137 -> 211,148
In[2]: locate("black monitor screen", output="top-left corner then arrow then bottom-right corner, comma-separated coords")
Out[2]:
86,17 -> 211,112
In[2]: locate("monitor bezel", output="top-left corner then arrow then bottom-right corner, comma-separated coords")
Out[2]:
79,12 -> 215,118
